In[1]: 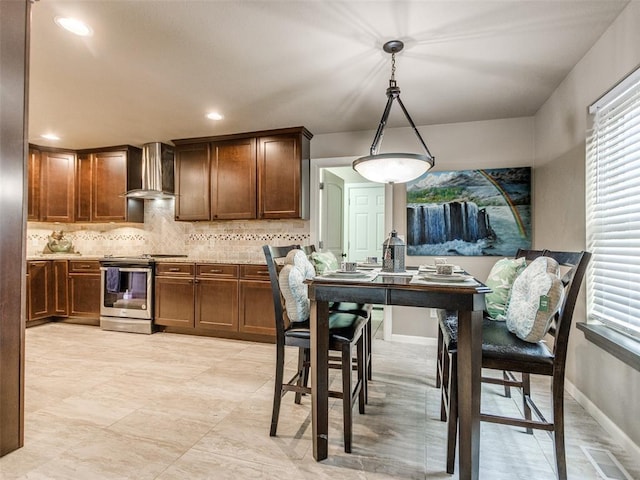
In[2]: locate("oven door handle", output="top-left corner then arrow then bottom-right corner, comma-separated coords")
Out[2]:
100,267 -> 151,273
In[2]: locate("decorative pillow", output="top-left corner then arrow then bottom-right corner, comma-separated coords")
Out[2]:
310,251 -> 339,275
484,257 -> 527,321
505,256 -> 564,343
278,249 -> 316,323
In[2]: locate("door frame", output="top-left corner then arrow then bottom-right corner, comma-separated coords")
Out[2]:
310,156 -> 394,340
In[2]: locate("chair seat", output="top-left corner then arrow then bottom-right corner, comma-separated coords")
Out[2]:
285,312 -> 367,346
438,309 -> 554,374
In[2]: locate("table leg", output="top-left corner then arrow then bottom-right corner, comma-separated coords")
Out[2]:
456,309 -> 483,480
311,299 -> 330,461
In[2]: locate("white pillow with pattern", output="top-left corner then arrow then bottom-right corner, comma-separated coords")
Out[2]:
278,249 -> 315,323
505,256 -> 564,343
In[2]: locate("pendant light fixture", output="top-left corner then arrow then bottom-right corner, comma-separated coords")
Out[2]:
353,40 -> 435,183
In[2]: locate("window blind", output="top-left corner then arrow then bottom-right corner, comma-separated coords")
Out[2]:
586,68 -> 640,340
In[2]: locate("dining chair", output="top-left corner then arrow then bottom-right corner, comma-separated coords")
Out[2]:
436,248 -> 547,412
439,250 -> 590,479
263,245 -> 367,453
302,244 -> 374,399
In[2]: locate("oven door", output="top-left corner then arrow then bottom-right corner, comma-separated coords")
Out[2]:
100,266 -> 152,320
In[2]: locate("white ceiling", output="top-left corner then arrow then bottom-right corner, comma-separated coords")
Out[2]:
29,0 -> 629,151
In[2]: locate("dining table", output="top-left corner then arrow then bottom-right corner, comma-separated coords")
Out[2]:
307,268 -> 490,480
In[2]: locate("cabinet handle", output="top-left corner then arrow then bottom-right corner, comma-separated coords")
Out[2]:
256,270 -> 269,275
208,269 -> 222,273
168,268 -> 181,272
78,264 -> 92,269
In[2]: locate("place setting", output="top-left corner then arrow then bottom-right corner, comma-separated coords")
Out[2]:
412,259 -> 478,286
316,261 -> 379,282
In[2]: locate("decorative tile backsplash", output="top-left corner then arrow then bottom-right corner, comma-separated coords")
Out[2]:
27,198 -> 310,263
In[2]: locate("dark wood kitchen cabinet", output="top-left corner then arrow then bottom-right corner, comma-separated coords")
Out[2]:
172,126 -> 312,221
174,144 -> 211,221
238,264 -> 276,337
27,261 -> 52,321
39,148 -> 76,223
154,263 -> 196,327
76,146 -> 144,223
195,264 -> 239,332
210,138 -> 257,220
257,132 -> 310,219
154,262 -> 274,342
27,147 -> 41,221
26,259 -> 68,324
68,260 -> 101,318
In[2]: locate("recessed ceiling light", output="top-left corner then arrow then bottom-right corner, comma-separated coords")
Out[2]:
206,112 -> 224,121
41,133 -> 60,141
54,16 -> 93,37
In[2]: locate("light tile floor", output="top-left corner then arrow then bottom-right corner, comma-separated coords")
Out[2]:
0,319 -> 638,479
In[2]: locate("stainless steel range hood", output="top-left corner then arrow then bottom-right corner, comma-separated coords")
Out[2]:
125,142 -> 175,199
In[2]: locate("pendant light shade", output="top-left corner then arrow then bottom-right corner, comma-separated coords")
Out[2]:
353,40 -> 435,183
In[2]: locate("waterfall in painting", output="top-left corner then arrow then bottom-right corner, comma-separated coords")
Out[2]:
407,201 -> 492,245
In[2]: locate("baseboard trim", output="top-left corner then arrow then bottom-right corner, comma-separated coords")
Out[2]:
565,379 -> 640,461
389,334 -> 437,346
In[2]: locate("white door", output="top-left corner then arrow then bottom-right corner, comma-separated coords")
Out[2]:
320,170 -> 344,259
347,185 -> 385,262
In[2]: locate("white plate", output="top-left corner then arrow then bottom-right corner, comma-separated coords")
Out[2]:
334,269 -> 365,275
419,272 -> 473,282
419,264 -> 463,273
325,271 -> 369,278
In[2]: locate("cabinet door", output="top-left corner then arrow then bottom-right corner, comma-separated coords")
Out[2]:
75,153 -> 93,222
27,261 -> 52,321
238,279 -> 276,337
211,138 -> 256,219
52,260 -> 69,317
27,148 -> 41,221
40,151 -> 75,222
195,278 -> 238,332
154,276 -> 195,327
68,261 -> 101,318
93,151 -> 128,221
175,143 -> 211,221
257,134 -> 302,219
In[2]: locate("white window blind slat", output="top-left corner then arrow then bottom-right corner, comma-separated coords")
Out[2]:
587,67 -> 640,340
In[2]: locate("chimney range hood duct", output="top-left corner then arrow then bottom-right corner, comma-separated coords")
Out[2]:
125,142 -> 175,199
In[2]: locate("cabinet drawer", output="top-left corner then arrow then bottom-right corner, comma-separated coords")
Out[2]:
156,263 -> 195,276
196,263 -> 238,278
240,264 -> 270,281
68,260 -> 100,273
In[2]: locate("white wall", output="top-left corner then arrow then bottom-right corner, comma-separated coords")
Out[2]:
534,1 -> 640,454
313,116 -> 535,338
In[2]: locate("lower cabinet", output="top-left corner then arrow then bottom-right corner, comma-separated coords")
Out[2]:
239,265 -> 276,336
68,260 -> 101,318
154,262 -> 275,341
154,263 -> 195,327
26,258 -> 91,325
27,261 -> 53,322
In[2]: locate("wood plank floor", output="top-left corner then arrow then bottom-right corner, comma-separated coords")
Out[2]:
0,319 -> 638,479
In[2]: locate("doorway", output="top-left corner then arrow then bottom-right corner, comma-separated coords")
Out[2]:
318,165 -> 385,262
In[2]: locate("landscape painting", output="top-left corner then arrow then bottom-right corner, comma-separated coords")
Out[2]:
406,167 -> 531,256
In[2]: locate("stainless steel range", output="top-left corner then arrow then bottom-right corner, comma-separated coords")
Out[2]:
99,254 -> 186,334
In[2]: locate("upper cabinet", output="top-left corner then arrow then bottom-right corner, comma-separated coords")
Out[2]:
174,143 -> 211,221
75,146 -> 143,223
173,126 -> 312,221
39,148 -> 76,223
28,144 -> 144,224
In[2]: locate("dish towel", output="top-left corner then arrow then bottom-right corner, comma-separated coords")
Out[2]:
106,267 -> 120,293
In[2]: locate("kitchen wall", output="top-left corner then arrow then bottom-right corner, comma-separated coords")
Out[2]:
533,1 -> 640,454
27,198 -> 309,263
